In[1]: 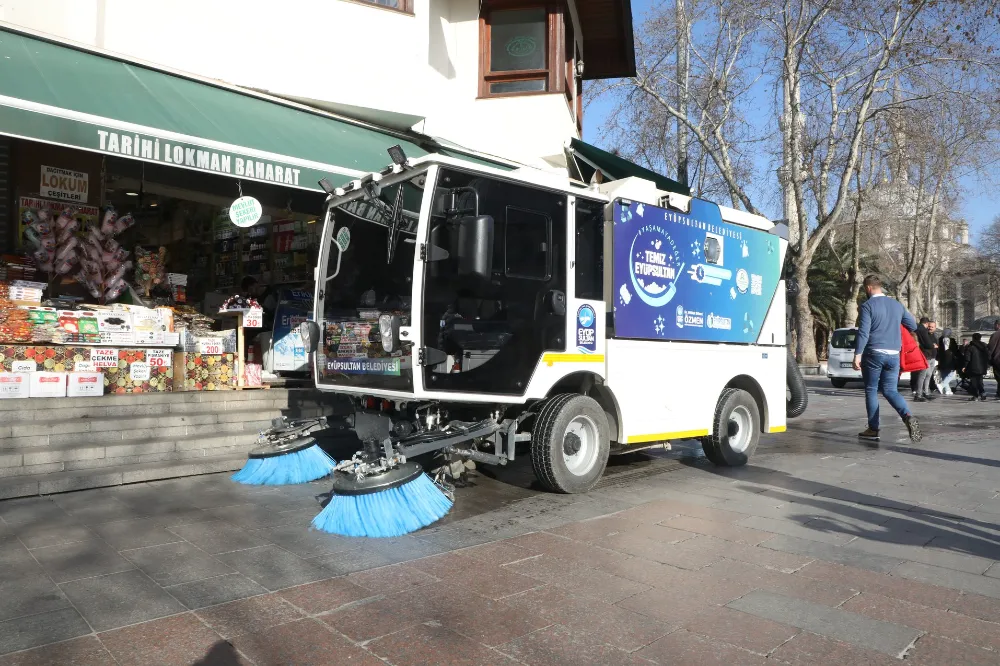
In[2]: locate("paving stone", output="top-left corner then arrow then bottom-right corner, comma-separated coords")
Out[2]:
30,539 -> 134,583
403,552 -> 541,600
348,562 -> 438,594
14,524 -> 97,550
313,547 -> 399,575
363,534 -> 451,564
320,594 -> 428,643
195,594 -> 304,639
638,629 -> 767,665
906,633 -> 1000,666
456,540 -> 538,566
546,513 -> 645,542
700,559 -> 858,607
760,534 -> 904,573
736,515 -> 857,545
496,624 -> 653,666
508,532 -> 624,569
502,585 -> 672,651
0,574 -> 71,623
216,544 -> 332,591
726,590 -> 921,657
846,535 -> 995,574
949,592 -> 1000,624
604,557 -> 755,603
92,519 -> 182,551
407,585 -> 553,648
767,630 -> 901,666
548,565 -> 650,604
166,519 -> 270,554
795,560 -> 962,609
250,522 -> 358,559
843,591 -> 1000,651
0,498 -> 71,528
277,577 -> 374,615
97,612 -> 223,666
122,541 -> 233,586
0,608 -> 91,658
59,569 -> 184,632
367,622 -> 521,666
659,514 -> 773,545
895,560 -> 1000,598
0,636 -> 113,666
681,605 -> 799,655
0,539 -> 41,577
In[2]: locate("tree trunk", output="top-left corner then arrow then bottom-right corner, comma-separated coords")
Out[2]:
794,265 -> 818,365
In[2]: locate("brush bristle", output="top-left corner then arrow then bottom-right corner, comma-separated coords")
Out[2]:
311,472 -> 452,537
231,444 -> 336,485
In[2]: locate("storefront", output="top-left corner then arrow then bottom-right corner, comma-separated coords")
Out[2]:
0,26 -> 435,397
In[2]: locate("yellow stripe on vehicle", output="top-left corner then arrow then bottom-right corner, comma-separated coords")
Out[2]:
769,425 -> 787,433
542,354 -> 605,366
627,429 -> 710,444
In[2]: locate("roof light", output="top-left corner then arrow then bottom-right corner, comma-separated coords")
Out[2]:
387,145 -> 407,166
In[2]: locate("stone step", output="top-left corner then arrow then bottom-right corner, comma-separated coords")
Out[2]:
1,413 -> 279,449
0,452 -> 249,498
0,432 -> 257,471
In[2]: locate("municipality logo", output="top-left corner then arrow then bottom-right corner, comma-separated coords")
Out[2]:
578,306 -> 595,328
676,305 -> 685,328
736,269 -> 750,294
629,224 -> 684,308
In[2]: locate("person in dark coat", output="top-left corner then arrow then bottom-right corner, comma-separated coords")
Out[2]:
963,333 -> 990,401
936,336 -> 957,395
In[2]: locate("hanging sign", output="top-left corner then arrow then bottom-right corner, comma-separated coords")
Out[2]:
243,307 -> 264,329
335,227 -> 351,252
40,165 -> 89,203
229,196 -> 263,228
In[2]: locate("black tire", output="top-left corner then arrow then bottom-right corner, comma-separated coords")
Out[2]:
787,353 -> 808,418
702,388 -> 760,467
830,378 -> 847,389
531,394 -> 610,493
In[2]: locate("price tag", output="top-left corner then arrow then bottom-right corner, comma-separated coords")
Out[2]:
129,362 -> 151,381
74,361 -> 97,373
243,308 -> 263,328
147,349 -> 173,368
11,360 -> 36,373
91,349 -> 120,368
198,341 -> 223,355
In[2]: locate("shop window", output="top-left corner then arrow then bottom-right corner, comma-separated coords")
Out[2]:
479,2 -> 566,98
505,206 -> 551,280
349,0 -> 413,13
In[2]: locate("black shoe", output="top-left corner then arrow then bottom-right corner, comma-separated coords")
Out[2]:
980,396 -> 989,402
904,415 -> 922,443
914,396 -> 928,403
858,428 -> 880,441
925,394 -> 937,401
969,396 -> 980,402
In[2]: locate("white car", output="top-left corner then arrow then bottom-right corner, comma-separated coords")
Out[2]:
828,327 -> 863,387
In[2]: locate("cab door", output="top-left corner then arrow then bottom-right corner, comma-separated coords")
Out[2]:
419,168 -> 568,396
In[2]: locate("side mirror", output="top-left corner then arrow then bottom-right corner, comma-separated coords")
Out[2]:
456,215 -> 494,280
379,314 -> 402,353
298,321 -> 321,353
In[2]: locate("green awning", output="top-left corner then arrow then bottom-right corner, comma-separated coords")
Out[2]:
569,138 -> 689,196
0,28 -> 428,192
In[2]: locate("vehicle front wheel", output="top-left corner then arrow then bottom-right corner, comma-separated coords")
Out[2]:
831,378 -> 847,388
701,388 -> 760,467
531,394 -> 610,493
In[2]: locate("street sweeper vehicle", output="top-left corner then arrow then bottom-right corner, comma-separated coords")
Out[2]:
235,148 -> 804,537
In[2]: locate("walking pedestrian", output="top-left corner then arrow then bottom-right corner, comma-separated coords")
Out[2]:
963,333 -> 990,402
914,318 -> 938,402
852,275 -> 922,443
987,321 -> 1000,399
937,337 -> 960,395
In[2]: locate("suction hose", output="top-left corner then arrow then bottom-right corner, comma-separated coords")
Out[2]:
786,353 -> 808,418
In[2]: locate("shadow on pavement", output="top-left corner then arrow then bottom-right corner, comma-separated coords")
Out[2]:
194,642 -> 244,665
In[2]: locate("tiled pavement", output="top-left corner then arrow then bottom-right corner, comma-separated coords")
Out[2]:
1,380 -> 999,665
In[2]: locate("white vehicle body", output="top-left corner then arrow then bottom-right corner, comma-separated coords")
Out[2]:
307,154 -> 790,488
827,327 -> 863,386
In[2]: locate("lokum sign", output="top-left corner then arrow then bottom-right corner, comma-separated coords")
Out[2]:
40,165 -> 88,203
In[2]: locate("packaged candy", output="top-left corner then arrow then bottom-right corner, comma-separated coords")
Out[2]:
100,207 -> 118,236
104,279 -> 127,301
112,213 -> 135,234
21,209 -> 37,227
56,208 -> 76,229
30,220 -> 53,238
55,255 -> 78,274
55,236 -> 78,260
40,236 -> 56,252
24,227 -> 42,248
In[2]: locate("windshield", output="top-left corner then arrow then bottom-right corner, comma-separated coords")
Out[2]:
830,329 -> 857,350
315,176 -> 424,393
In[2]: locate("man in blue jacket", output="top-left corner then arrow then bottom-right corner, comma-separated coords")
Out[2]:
852,275 -> 922,442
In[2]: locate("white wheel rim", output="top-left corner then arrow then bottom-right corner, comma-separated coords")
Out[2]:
562,415 -> 599,476
727,406 -> 753,453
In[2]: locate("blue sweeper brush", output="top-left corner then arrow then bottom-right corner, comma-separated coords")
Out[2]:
232,418 -> 336,485
312,459 -> 452,538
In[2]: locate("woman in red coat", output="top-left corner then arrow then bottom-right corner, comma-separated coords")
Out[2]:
900,324 -> 928,384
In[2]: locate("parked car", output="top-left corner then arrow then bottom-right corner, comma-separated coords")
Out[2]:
828,327 -> 863,388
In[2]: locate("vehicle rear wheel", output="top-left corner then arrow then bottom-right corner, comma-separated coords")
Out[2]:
531,394 -> 610,493
831,378 -> 847,388
702,388 -> 760,467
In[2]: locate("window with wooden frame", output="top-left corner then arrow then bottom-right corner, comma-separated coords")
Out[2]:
479,1 -> 567,97
348,0 -> 413,14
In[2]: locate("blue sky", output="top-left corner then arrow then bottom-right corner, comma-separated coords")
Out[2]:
582,0 -> 997,242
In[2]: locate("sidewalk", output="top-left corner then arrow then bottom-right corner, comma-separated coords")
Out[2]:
0,380 -> 998,665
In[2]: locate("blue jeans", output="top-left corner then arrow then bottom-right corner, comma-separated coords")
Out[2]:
861,351 -> 911,430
